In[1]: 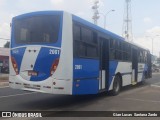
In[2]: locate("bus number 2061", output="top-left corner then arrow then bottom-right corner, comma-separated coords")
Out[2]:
75,65 -> 82,70
49,49 -> 60,55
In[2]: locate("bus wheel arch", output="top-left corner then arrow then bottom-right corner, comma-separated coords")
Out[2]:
111,73 -> 122,96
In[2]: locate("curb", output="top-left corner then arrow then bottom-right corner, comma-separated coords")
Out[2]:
0,82 -> 9,87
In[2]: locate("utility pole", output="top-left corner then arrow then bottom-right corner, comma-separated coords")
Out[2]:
92,0 -> 100,25
122,0 -> 133,42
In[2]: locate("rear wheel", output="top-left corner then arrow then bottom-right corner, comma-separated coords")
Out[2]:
111,75 -> 121,96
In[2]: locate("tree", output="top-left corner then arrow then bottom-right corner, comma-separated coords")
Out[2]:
4,41 -> 10,48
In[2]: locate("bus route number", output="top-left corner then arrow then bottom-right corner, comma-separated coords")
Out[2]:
75,65 -> 82,70
49,49 -> 60,55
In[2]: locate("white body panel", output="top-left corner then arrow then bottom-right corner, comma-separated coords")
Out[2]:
51,12 -> 73,95
109,62 -> 146,90
109,62 -> 132,90
99,70 -> 106,90
20,46 -> 41,81
102,70 -> 106,89
137,63 -> 145,82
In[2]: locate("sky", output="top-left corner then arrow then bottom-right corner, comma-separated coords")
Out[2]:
0,0 -> 160,56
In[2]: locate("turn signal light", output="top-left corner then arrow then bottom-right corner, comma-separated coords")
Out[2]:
50,58 -> 59,76
11,57 -> 19,75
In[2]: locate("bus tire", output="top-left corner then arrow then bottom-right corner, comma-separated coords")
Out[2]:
111,75 -> 121,96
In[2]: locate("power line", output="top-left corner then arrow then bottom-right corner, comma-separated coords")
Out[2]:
0,38 -> 10,41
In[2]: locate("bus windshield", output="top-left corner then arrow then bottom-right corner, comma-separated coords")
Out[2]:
14,15 -> 61,44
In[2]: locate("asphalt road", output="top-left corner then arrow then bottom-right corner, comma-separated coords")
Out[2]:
0,73 -> 160,119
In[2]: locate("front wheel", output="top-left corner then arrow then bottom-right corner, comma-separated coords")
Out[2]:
111,75 -> 121,96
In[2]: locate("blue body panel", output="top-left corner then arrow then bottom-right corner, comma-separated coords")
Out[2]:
31,47 -> 60,81
11,47 -> 26,73
108,61 -> 118,89
73,58 -> 99,79
73,79 -> 99,95
72,59 -> 119,95
72,58 -> 99,95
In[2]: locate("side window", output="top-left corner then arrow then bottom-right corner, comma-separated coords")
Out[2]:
93,32 -> 98,44
119,41 -> 122,50
73,24 -> 81,41
110,39 -> 116,49
73,22 -> 98,59
144,51 -> 147,63
110,49 -> 115,59
110,40 -> 131,61
86,45 -> 98,58
81,27 -> 92,43
139,51 -> 142,63
116,41 -> 120,50
138,50 -> 146,63
123,43 -> 131,61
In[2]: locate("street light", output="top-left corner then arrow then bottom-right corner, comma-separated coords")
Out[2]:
99,9 -> 115,29
146,35 -> 160,55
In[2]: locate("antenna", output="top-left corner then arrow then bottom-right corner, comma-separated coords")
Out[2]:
122,0 -> 133,42
92,0 -> 100,25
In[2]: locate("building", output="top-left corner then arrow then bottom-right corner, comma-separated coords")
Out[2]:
0,48 -> 9,73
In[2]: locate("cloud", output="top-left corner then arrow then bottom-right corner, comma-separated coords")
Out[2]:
0,22 -> 10,38
99,0 -> 104,7
143,17 -> 152,24
0,0 -> 5,6
77,12 -> 85,16
134,36 -> 160,56
50,0 -> 64,5
134,26 -> 160,56
146,26 -> 160,35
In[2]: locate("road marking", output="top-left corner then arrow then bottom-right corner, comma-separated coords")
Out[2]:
0,92 -> 37,99
151,84 -> 160,88
0,86 -> 9,89
150,81 -> 160,88
125,98 -> 160,103
153,81 -> 160,84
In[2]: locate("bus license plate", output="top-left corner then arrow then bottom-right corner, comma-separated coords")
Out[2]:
28,71 -> 38,76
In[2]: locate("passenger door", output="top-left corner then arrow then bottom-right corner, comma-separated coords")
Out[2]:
132,47 -> 138,84
99,37 -> 109,91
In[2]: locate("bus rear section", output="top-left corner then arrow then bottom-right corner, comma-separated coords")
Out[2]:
9,11 -> 73,95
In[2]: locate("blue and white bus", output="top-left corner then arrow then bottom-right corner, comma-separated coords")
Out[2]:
9,11 -> 152,95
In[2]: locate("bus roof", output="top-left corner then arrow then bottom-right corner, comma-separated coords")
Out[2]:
12,11 -> 64,20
